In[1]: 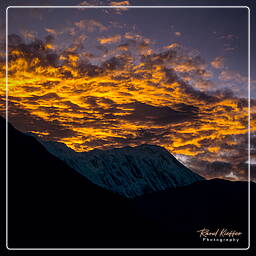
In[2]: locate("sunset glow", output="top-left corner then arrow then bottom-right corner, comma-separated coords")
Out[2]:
0,3 -> 255,180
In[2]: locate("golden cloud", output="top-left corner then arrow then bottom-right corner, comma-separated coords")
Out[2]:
45,28 -> 59,36
98,35 -> 122,44
110,1 -> 130,6
0,32 -> 254,181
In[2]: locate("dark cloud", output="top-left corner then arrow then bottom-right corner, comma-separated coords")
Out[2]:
173,103 -> 199,113
62,101 -> 85,111
78,63 -> 103,77
27,93 -> 62,101
121,102 -> 198,125
207,161 -> 232,175
2,104 -> 77,141
8,34 -> 24,46
102,55 -> 131,71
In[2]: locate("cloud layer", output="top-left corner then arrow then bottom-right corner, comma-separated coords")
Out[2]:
0,22 -> 255,181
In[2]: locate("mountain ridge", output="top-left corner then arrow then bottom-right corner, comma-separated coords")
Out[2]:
39,139 -> 204,197
1,116 -> 254,249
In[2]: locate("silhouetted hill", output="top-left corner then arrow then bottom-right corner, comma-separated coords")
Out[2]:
1,117 -> 160,248
1,116 -> 255,249
131,178 -> 254,248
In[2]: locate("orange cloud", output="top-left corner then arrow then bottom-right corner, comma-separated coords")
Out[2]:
77,0 -> 130,14
98,35 -> 122,44
45,28 -> 60,36
174,32 -> 181,37
165,43 -> 180,49
0,32 -> 254,182
110,1 -> 130,6
110,0 -> 130,13
211,56 -> 225,69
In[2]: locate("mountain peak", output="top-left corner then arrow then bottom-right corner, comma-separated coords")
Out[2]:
40,140 -> 204,198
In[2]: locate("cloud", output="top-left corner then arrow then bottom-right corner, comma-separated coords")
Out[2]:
219,34 -> 238,41
21,29 -> 37,41
216,33 -> 238,53
110,1 -> 130,6
110,1 -> 130,14
45,28 -> 59,36
174,32 -> 181,37
224,47 -> 235,52
124,32 -> 151,44
1,103 -> 78,141
165,43 -> 180,49
1,32 -> 255,181
78,0 -> 130,7
77,0 -> 130,14
225,171 -> 239,180
121,101 -> 198,125
117,43 -> 129,51
219,70 -> 247,84
78,0 -> 102,6
74,19 -> 107,32
211,56 -> 225,69
8,34 -> 24,45
98,35 -> 122,44
193,79 -> 215,91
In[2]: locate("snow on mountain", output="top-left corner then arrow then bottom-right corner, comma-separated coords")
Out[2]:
39,140 -> 204,197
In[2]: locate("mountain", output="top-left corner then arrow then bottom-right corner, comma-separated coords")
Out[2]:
39,140 -> 204,197
0,117 -> 161,248
131,178 -> 254,248
1,116 -> 255,250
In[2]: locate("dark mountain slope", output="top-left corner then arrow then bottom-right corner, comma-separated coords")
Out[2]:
130,178 -> 255,248
1,117 -> 161,248
40,139 -> 204,197
1,116 -> 254,249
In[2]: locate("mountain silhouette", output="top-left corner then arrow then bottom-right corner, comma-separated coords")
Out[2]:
1,117 -> 161,248
39,139 -> 204,197
1,116 -> 255,249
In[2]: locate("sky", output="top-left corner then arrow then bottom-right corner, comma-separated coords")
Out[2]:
0,0 -> 255,181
